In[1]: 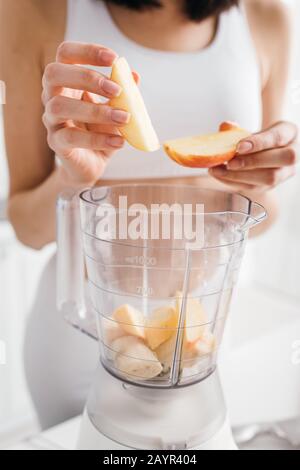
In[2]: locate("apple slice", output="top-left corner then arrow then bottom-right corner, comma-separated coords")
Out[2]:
201,328 -> 217,350
175,292 -> 208,345
145,305 -> 179,350
110,57 -> 160,152
164,125 -> 251,168
112,304 -> 145,340
155,334 -> 177,372
155,333 -> 216,372
184,331 -> 216,360
218,121 -> 240,132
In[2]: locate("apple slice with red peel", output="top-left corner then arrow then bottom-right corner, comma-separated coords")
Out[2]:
110,57 -> 160,152
164,125 -> 251,168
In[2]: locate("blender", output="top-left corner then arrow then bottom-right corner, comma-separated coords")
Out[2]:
56,184 -> 266,450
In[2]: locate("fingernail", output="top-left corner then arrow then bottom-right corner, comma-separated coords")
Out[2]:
111,109 -> 130,124
101,79 -> 122,97
237,141 -> 253,154
99,50 -> 117,65
227,158 -> 245,170
107,135 -> 125,148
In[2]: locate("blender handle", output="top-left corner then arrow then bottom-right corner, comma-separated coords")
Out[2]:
239,201 -> 267,232
56,189 -> 86,323
249,201 -> 268,227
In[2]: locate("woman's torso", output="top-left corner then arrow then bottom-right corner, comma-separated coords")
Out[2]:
63,0 -> 262,181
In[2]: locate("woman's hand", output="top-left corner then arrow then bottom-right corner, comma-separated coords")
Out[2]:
209,121 -> 298,192
42,41 -> 133,187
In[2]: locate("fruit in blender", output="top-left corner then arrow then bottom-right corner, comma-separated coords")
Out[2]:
155,334 -> 182,373
201,328 -> 216,350
110,57 -> 160,152
109,297 -> 216,379
109,335 -> 141,360
156,327 -> 216,372
112,304 -> 146,339
175,293 -> 208,345
101,317 -> 126,345
163,123 -> 251,168
184,329 -> 216,361
112,336 -> 163,379
145,305 -> 179,350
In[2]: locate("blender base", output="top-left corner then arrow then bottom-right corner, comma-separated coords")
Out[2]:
77,410 -> 237,450
76,366 -> 237,451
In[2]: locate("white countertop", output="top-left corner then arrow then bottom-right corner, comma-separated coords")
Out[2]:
8,415 -> 300,451
8,417 -> 81,451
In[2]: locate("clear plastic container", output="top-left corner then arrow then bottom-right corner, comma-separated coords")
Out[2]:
67,184 -> 266,388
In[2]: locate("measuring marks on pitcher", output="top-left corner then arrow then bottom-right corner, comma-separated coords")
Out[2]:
125,255 -> 157,267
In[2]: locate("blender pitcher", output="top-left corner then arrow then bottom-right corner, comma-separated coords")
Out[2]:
56,184 -> 266,449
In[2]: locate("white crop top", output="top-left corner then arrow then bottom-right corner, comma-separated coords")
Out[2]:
65,0 -> 262,180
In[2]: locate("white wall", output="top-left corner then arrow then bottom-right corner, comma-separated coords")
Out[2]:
249,0 -> 300,299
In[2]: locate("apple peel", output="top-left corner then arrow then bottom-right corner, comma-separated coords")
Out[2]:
164,123 -> 251,168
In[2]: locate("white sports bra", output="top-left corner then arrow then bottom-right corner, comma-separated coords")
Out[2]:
65,0 -> 262,180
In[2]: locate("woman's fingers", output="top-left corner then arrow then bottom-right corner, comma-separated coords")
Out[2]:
44,95 -> 130,127
211,121 -> 298,190
214,180 -> 257,192
56,41 -> 118,66
42,62 -> 121,103
227,145 -> 298,170
237,121 -> 298,155
209,165 -> 296,188
81,91 -> 120,135
49,126 -> 125,156
41,42 -> 130,181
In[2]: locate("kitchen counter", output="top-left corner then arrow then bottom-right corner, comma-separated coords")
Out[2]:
7,415 -> 299,450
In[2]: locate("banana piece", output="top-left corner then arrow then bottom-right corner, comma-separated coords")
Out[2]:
145,305 -> 179,350
101,317 -> 125,345
109,336 -> 138,360
112,304 -> 145,339
112,336 -> 163,379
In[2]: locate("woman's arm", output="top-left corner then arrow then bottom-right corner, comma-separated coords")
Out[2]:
209,0 -> 298,235
1,0 -> 128,249
0,0 -> 66,248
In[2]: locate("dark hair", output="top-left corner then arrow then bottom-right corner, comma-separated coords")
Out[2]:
105,0 -> 239,21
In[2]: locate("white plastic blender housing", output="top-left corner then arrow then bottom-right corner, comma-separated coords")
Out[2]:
56,184 -> 266,450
